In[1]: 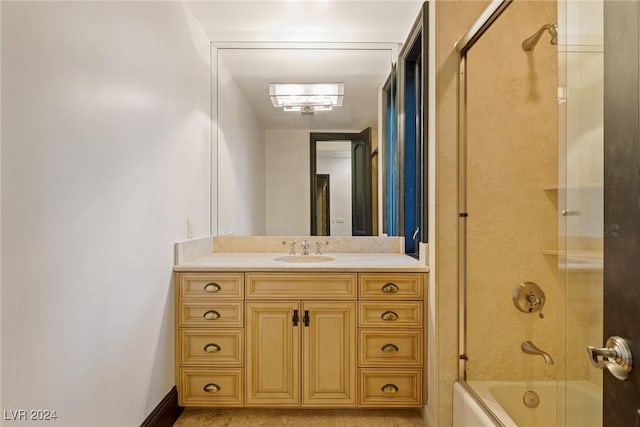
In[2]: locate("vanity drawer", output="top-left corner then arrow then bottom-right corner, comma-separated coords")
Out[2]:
358,302 -> 423,327
359,329 -> 423,366
178,273 -> 244,299
179,368 -> 243,407
358,369 -> 422,407
179,302 -> 244,328
245,273 -> 357,299
180,329 -> 243,366
358,273 -> 424,300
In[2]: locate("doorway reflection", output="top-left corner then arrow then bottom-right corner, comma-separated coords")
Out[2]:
315,141 -> 352,236
310,129 -> 373,236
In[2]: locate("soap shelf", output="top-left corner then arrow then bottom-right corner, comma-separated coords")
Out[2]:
542,183 -> 603,191
543,249 -> 603,272
542,249 -> 603,259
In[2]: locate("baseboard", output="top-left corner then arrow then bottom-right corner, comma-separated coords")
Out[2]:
140,386 -> 184,427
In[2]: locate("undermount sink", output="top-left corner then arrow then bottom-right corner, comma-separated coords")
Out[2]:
273,255 -> 335,263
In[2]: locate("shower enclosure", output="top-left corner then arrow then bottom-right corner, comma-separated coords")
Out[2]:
454,0 -> 605,426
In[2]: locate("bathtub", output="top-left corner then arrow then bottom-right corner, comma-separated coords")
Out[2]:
453,380 -> 601,427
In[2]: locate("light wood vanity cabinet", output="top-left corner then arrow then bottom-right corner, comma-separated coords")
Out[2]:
175,270 -> 425,409
357,272 -> 424,407
245,273 -> 357,407
245,300 -> 357,407
175,273 -> 245,407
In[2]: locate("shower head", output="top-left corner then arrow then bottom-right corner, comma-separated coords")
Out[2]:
522,23 -> 558,51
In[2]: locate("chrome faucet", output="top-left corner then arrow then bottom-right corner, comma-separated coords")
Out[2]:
521,341 -> 554,365
300,239 -> 310,255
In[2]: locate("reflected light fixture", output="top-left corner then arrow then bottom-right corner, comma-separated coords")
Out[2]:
269,83 -> 344,115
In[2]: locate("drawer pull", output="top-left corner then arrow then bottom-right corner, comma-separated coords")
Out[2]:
381,310 -> 399,321
381,343 -> 399,353
381,283 -> 399,293
203,383 -> 221,393
203,310 -> 221,320
381,383 -> 399,394
204,343 -> 221,353
204,283 -> 221,293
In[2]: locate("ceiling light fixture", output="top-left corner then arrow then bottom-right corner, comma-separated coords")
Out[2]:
269,83 -> 344,115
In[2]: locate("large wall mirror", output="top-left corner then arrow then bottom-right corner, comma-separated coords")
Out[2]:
211,3 -> 429,242
213,44 -> 396,236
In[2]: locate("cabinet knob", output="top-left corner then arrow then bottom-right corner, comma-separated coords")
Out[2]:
381,343 -> 399,353
381,310 -> 399,321
204,343 -> 221,353
381,383 -> 399,394
381,283 -> 399,293
203,383 -> 221,393
203,310 -> 221,320
204,283 -> 221,293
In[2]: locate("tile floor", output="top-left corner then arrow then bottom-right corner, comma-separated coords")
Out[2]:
174,408 -> 427,426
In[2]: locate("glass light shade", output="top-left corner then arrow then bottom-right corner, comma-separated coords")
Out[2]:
269,83 -> 344,112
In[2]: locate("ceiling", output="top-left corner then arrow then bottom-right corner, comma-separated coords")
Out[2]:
185,1 -> 423,130
185,1 -> 423,43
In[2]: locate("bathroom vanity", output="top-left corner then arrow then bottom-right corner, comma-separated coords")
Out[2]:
173,237 -> 428,408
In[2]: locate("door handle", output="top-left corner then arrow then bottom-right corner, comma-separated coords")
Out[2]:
586,336 -> 633,381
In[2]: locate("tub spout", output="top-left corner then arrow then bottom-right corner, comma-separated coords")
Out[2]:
521,341 -> 554,365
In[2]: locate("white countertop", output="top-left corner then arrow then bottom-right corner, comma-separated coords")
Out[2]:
174,252 -> 429,272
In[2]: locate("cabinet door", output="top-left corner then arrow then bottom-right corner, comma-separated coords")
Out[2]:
245,302 -> 300,406
302,301 -> 357,406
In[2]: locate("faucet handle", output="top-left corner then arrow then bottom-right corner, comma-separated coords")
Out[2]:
282,241 -> 296,255
315,241 -> 329,255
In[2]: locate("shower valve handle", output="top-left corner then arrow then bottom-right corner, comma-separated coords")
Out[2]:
513,282 -> 545,318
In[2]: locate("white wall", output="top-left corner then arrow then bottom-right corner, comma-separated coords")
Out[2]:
1,2 -> 210,426
264,129 -> 310,235
217,58 -> 265,235
317,151 -> 352,236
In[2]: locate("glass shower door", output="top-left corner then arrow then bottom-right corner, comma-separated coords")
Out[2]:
461,1 -> 560,425
557,1 -> 604,426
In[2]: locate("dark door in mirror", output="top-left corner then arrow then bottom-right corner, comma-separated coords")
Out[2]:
316,174 -> 330,236
310,129 -> 373,236
351,128 -> 373,236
